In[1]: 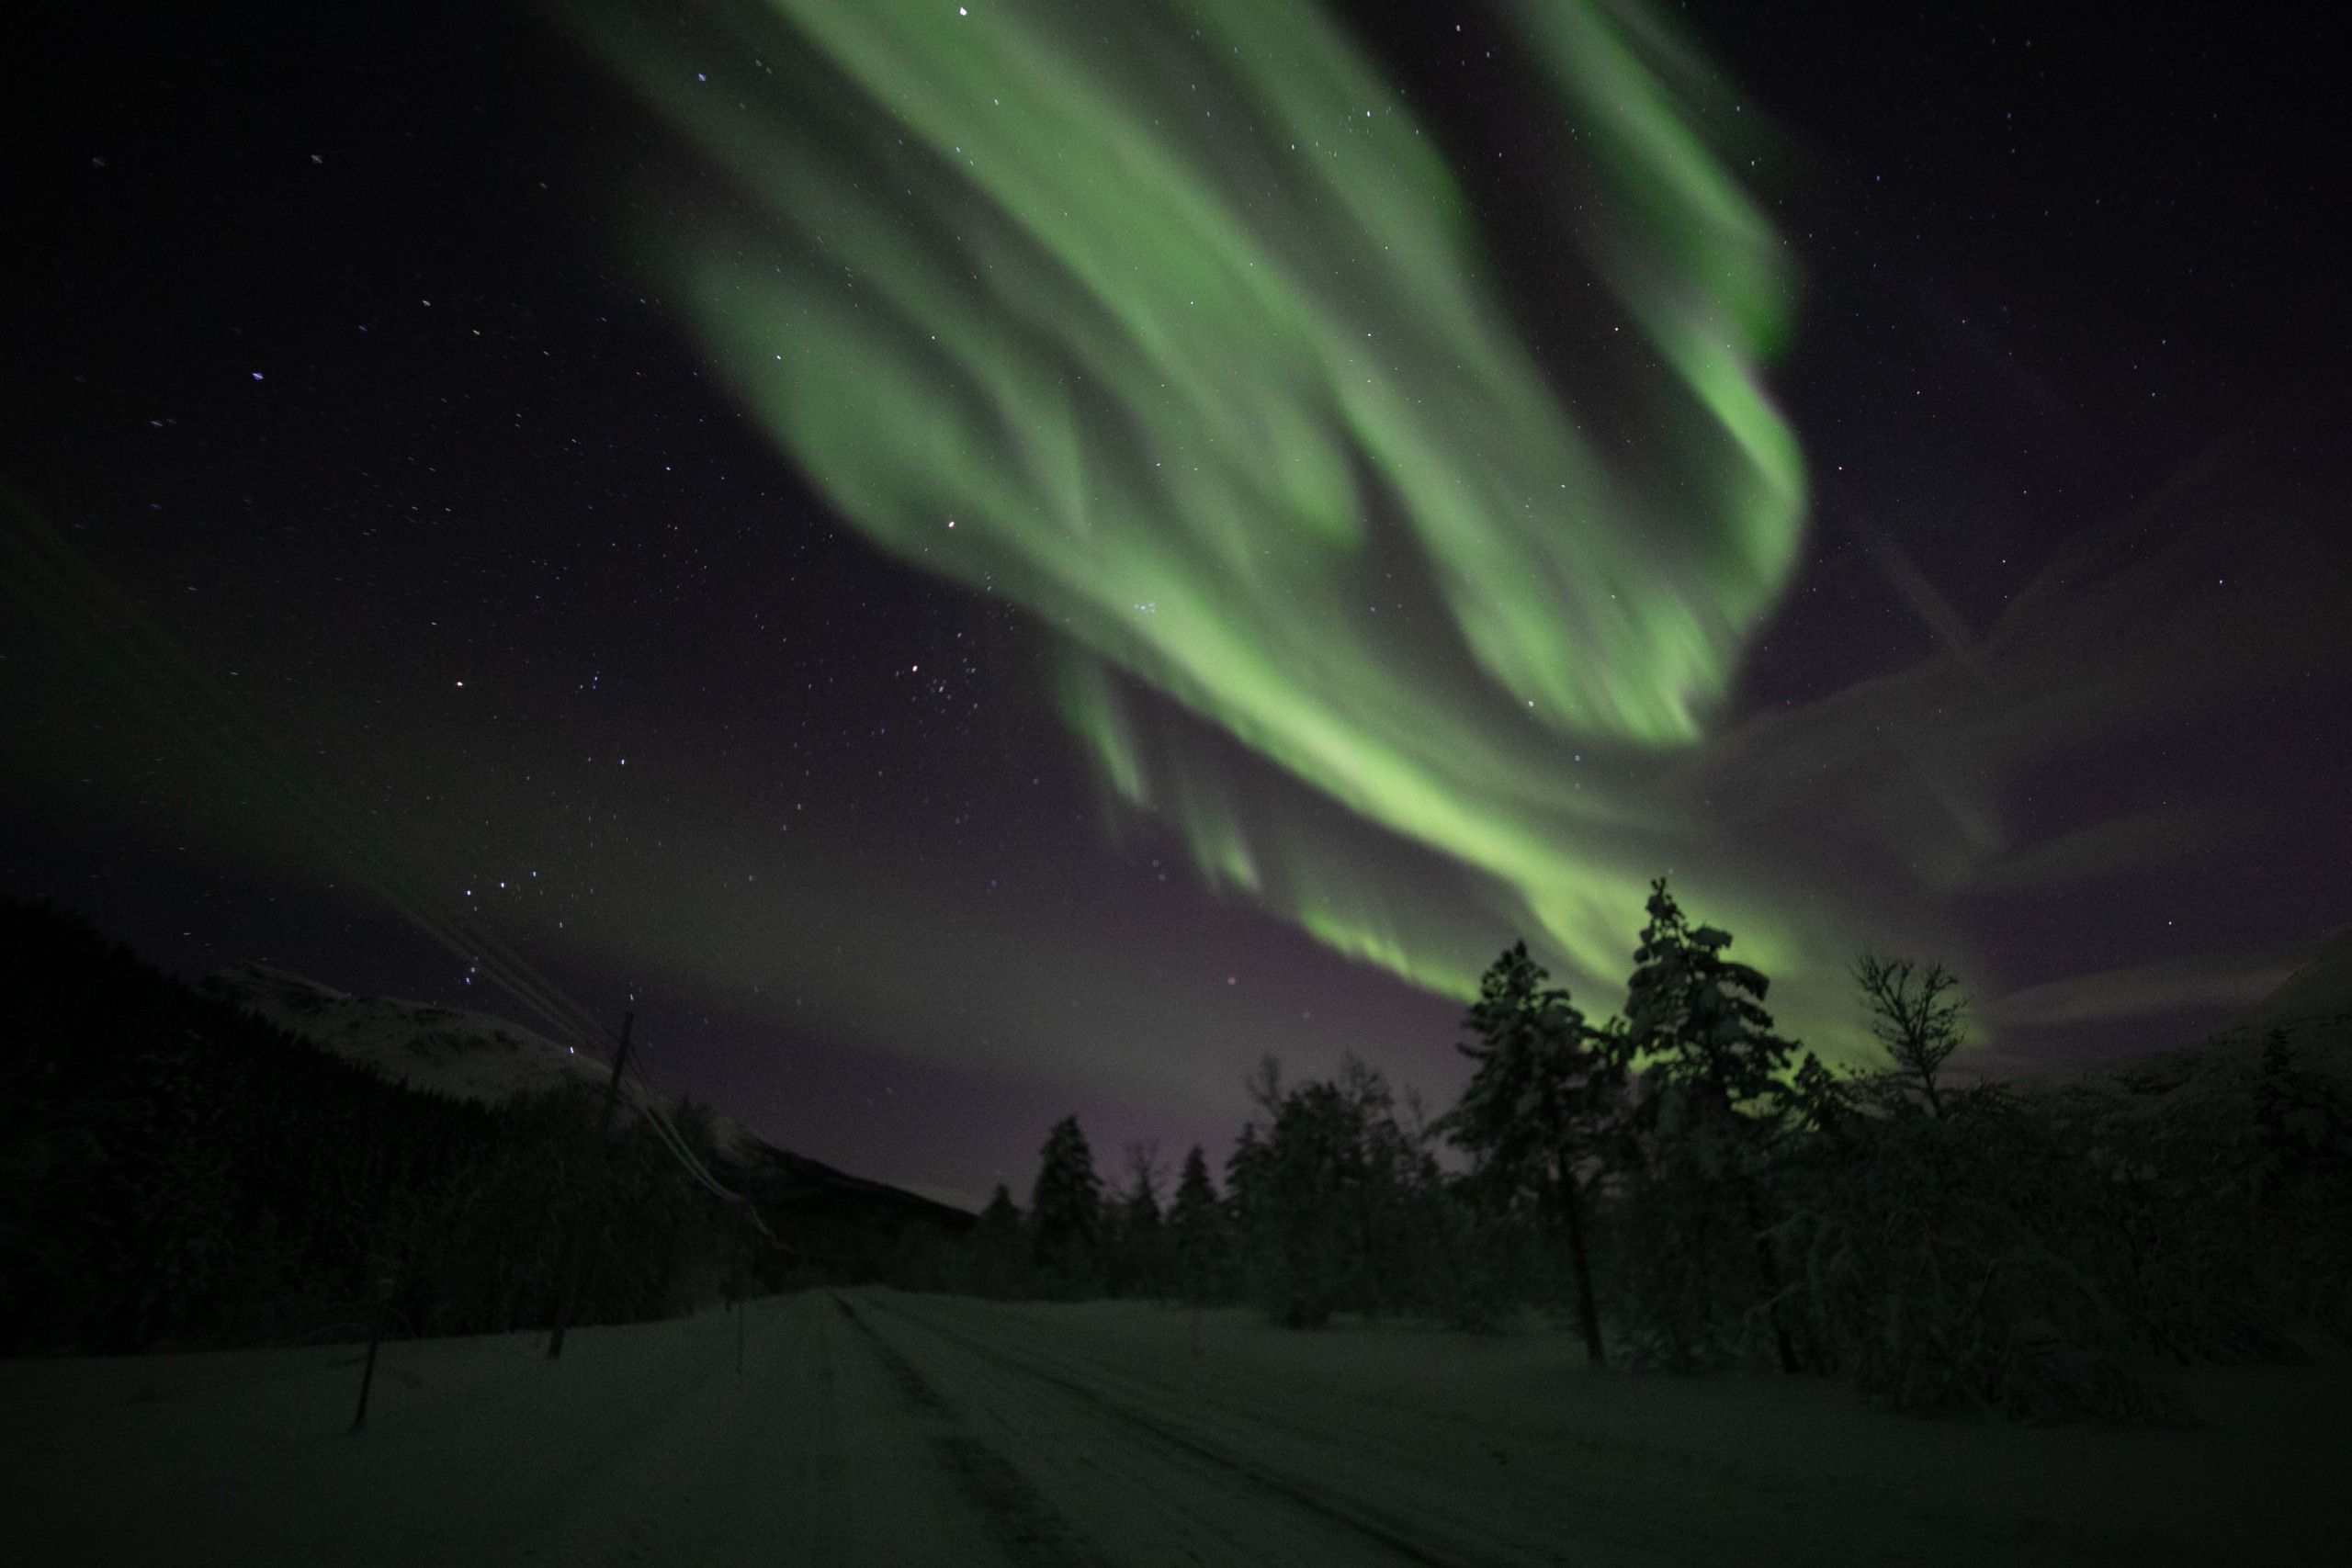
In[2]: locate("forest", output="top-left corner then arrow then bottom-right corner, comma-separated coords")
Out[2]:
6,887 -> 2348,1427
928,882 -> 2352,1425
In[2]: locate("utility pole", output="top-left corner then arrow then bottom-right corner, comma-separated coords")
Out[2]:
548,1010 -> 634,1361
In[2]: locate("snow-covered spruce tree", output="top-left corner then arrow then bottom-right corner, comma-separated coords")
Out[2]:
1615,879 -> 1814,1373
1438,942 -> 1623,1364
1027,1115 -> 1103,1296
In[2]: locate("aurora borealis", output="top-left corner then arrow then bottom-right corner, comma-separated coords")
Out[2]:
573,0 -> 1811,1001
6,0 -> 2348,1202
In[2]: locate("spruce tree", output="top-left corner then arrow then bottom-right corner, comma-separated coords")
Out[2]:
1620,878 -> 1804,1372
1167,1145 -> 1225,1303
1440,942 -> 1622,1365
1114,1141 -> 1167,1298
1027,1115 -> 1102,1292
1623,881 -> 1797,1109
970,1183 -> 1026,1297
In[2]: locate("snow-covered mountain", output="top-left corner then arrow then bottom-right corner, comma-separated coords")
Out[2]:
2017,927 -> 2352,1135
2246,924 -> 2352,1043
203,962 -> 635,1109
201,961 -> 976,1227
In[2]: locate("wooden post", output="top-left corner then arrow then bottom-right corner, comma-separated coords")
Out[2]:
733,1225 -> 748,1379
548,1010 -> 634,1361
351,1252 -> 397,1431
349,1320 -> 381,1432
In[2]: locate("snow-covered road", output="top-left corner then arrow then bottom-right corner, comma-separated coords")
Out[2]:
5,1291 -> 2341,1565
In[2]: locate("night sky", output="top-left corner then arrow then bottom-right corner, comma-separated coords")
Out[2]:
6,0 -> 2346,1208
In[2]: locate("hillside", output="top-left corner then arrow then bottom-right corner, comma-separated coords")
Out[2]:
203,963 -> 629,1106
2017,927 -> 2352,1138
2246,924 -> 2352,1043
0,899 -> 966,1355
200,960 -> 974,1238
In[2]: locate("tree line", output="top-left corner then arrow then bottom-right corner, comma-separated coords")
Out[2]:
935,880 -> 2352,1423
11,886 -> 2346,1422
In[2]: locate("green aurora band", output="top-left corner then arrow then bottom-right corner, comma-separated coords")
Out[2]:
570,0 -> 1813,1005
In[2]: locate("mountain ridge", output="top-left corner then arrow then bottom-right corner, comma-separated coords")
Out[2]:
201,960 -> 976,1230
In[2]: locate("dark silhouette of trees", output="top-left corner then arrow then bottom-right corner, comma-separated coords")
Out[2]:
1106,1140 -> 1169,1298
1166,1145 -> 1227,1303
980,1182 -> 1022,1232
962,1183 -> 1028,1297
0,899 -> 965,1354
944,878 -> 2349,1427
1027,1115 -> 1103,1293
1227,1055 -> 1445,1326
1617,879 -> 1810,1373
56,834 -> 2304,1434
1622,880 -> 1802,1112
1439,942 -> 1622,1364
1849,952 -> 1968,1118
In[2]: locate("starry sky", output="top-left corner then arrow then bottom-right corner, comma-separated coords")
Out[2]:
5,0 -> 2347,1208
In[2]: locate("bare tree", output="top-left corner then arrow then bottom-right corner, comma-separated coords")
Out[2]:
1850,953 -> 1968,1118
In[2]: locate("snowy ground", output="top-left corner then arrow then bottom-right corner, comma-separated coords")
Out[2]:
4,1292 -> 2344,1566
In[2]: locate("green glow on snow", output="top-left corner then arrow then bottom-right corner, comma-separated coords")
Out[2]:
567,0 -> 1807,1002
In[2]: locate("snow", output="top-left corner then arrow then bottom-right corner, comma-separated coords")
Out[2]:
5,1292 -> 2342,1564
2248,924 -> 2352,1040
201,961 -> 782,1159
205,961 -> 627,1107
2004,929 -> 2352,1141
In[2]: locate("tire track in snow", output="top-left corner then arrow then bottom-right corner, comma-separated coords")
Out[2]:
856,1294 -> 1524,1568
831,1293 -> 1101,1568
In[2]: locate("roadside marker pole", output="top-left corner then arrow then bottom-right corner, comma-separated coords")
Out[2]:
735,1225 -> 750,1378
349,1320 -> 381,1432
548,1010 -> 634,1361
350,1251 -> 398,1431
